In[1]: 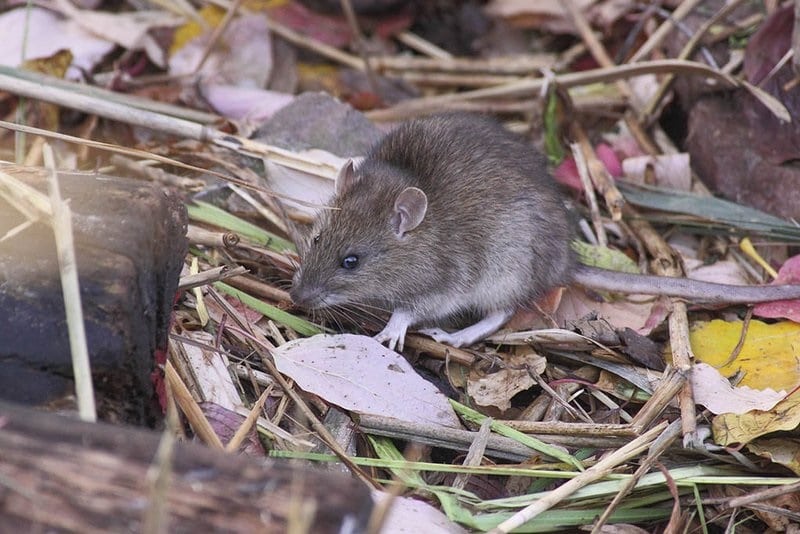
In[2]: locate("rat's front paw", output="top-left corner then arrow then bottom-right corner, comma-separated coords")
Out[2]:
374,329 -> 402,351
375,310 -> 413,351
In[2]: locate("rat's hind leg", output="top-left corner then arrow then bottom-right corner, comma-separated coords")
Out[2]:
419,309 -> 514,348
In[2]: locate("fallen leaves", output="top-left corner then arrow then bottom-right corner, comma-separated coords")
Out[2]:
273,334 -> 461,427
0,7 -> 114,73
712,390 -> 800,448
467,351 -> 546,411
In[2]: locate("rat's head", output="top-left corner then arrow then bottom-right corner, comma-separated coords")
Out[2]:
290,160 -> 429,312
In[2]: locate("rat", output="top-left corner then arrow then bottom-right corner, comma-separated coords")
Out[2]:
290,113 -> 800,350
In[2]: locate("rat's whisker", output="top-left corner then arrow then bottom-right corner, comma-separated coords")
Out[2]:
286,256 -> 300,270
347,303 -> 387,325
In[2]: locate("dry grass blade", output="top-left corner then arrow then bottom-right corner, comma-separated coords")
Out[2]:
1,151 -> 97,421
42,145 -> 96,422
177,265 -> 248,291
164,360 -> 225,450
367,58 -> 781,120
225,387 -> 270,452
489,422 -> 668,533
0,119 -> 332,208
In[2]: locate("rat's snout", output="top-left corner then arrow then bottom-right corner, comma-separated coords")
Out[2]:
289,282 -> 322,309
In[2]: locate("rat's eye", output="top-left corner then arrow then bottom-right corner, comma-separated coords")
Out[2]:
312,233 -> 320,244
341,255 -> 359,269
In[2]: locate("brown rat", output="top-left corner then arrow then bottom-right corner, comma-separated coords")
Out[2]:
290,113 -> 800,349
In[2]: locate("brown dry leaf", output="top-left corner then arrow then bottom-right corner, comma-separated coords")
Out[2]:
747,438 -> 800,476
594,369 -> 658,402
751,498 -> 800,532
467,351 -> 546,411
621,153 -> 691,191
555,287 -> 667,335
686,7 -> 800,222
268,1 -> 352,47
690,319 -> 800,392
743,4 -> 794,85
201,402 -> 265,456
204,291 -> 265,326
712,390 -> 800,447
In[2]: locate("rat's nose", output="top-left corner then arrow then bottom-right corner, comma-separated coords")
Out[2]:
290,284 -> 321,308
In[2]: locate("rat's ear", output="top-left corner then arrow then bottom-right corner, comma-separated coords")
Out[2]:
335,159 -> 358,196
392,187 -> 427,238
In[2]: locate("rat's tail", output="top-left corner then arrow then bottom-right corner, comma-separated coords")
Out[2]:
572,264 -> 800,304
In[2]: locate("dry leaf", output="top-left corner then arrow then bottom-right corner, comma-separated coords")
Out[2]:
20,49 -> 74,131
169,12 -> 272,86
553,143 -> 622,190
177,331 -> 243,412
681,258 -> 751,286
201,402 -> 265,456
555,287 -> 666,335
691,363 -> 785,415
268,2 -> 352,48
753,254 -> 800,323
265,149 -> 348,216
273,334 -> 461,427
712,390 -> 800,446
484,0 -> 593,34
200,85 -> 294,124
622,153 -> 691,191
372,490 -> 468,534
467,351 -> 546,411
55,0 -> 182,67
594,369 -> 658,402
747,438 -> 800,476
0,7 -> 114,74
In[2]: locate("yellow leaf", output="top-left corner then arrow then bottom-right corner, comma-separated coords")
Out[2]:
170,0 -> 285,56
22,49 -> 73,77
690,319 -> 800,391
572,241 -> 639,273
21,49 -> 74,131
170,5 -> 224,56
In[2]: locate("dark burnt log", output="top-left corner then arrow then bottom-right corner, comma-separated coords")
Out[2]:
0,401 -> 373,533
0,168 -> 187,424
